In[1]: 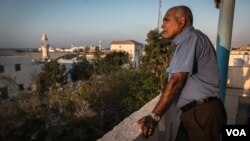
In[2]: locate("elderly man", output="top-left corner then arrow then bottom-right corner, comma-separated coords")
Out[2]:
136,5 -> 227,141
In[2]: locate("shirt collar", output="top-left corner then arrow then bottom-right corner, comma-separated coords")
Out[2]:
171,26 -> 194,47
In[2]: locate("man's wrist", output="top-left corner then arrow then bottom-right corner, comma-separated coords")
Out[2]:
150,112 -> 161,122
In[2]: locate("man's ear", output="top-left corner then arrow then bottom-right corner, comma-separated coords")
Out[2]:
179,17 -> 186,28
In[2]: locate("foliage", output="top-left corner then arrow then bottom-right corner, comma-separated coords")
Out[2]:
103,51 -> 129,66
0,84 -> 102,141
45,117 -> 103,141
0,93 -> 44,141
0,70 -> 159,141
140,29 -> 172,89
95,51 -> 130,74
79,69 -> 159,131
43,84 -> 102,141
0,75 -> 18,99
69,58 -> 94,82
38,60 -> 67,92
93,47 -> 102,61
122,72 -> 159,109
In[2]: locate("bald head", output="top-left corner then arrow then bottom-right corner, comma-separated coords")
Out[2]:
161,5 -> 193,39
168,5 -> 193,26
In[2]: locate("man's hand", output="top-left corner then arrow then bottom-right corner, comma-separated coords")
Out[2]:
135,115 -> 158,138
135,72 -> 187,138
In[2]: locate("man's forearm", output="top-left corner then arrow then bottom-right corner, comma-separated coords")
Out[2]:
152,72 -> 187,116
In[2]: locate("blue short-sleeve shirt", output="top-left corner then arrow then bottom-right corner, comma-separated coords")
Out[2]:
167,26 -> 220,108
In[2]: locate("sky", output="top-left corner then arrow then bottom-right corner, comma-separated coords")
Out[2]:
0,0 -> 250,49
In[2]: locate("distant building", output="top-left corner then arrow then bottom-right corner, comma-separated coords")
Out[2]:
88,45 -> 100,52
71,43 -> 86,52
227,45 -> 250,90
229,45 -> 250,66
110,40 -> 144,68
57,54 -> 80,82
0,52 -> 34,99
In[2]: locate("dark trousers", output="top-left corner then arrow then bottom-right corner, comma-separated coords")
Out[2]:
176,99 -> 227,141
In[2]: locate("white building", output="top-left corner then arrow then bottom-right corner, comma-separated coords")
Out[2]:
227,46 -> 250,90
110,40 -> 144,68
229,46 -> 250,66
57,58 -> 77,82
0,52 -> 35,99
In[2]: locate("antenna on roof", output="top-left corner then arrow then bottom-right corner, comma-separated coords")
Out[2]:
157,0 -> 162,30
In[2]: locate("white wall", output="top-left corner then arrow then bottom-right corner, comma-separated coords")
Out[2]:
227,66 -> 250,89
110,44 -> 144,68
229,54 -> 250,66
0,55 -> 34,97
111,44 -> 135,67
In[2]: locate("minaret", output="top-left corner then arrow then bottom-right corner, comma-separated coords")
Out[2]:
41,33 -> 49,61
99,39 -> 102,50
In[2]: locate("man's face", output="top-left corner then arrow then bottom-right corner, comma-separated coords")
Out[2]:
161,10 -> 183,39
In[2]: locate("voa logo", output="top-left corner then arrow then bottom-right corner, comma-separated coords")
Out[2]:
226,129 -> 246,136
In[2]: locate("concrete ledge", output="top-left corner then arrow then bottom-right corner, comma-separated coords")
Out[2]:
97,95 -> 160,141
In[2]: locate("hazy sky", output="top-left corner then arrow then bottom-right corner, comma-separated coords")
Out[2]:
0,0 -> 249,48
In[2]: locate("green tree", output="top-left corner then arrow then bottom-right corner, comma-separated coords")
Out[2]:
38,60 -> 67,92
78,69 -> 158,132
103,51 -> 129,66
69,58 -> 94,82
140,29 -> 172,89
93,47 -> 102,61
95,51 -> 130,74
